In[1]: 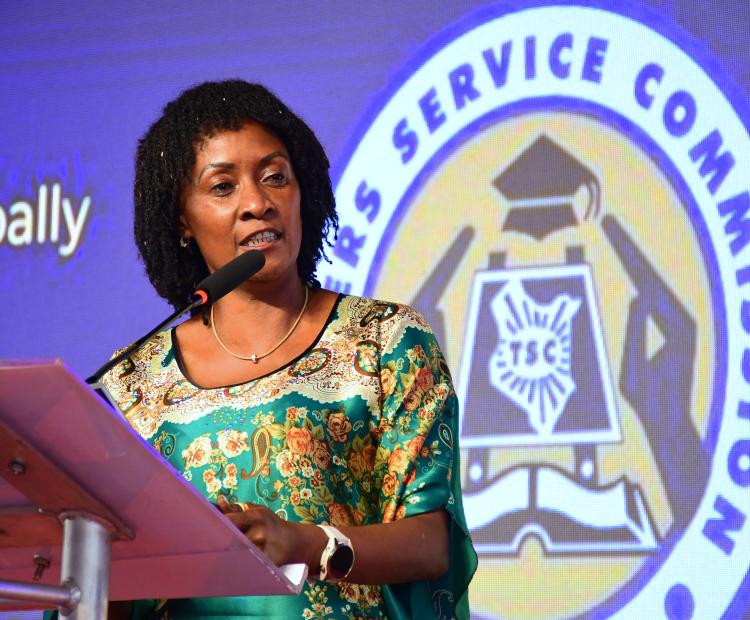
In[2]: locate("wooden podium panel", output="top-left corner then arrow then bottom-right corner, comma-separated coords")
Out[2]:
0,359 -> 305,604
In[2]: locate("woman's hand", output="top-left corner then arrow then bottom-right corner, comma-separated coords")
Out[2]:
216,495 -> 304,566
217,495 -> 449,583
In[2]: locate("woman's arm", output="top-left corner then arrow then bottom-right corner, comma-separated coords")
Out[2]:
217,496 -> 450,584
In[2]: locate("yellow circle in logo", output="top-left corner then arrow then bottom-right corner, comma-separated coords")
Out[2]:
372,111 -> 715,618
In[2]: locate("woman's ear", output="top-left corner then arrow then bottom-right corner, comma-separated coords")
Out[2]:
177,214 -> 193,248
178,213 -> 192,239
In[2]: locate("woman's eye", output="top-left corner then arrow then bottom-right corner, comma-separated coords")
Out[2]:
263,172 -> 287,186
211,181 -> 235,195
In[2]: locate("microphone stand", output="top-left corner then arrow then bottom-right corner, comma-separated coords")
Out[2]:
85,249 -> 265,389
85,296 -> 204,386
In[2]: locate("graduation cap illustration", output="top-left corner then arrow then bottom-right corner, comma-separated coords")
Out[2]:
494,135 -> 601,240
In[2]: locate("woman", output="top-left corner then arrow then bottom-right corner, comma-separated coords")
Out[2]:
102,80 -> 476,619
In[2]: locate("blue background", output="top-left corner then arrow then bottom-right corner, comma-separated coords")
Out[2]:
2,1 -> 749,618
2,0 -> 748,376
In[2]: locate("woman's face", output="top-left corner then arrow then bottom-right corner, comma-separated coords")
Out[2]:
180,122 -> 302,285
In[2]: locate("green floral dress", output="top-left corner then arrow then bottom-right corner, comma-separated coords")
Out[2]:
101,295 -> 476,619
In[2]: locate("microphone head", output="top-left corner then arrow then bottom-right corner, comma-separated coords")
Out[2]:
192,250 -> 266,305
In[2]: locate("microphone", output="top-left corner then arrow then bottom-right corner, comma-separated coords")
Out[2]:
86,250 -> 265,385
192,249 -> 265,306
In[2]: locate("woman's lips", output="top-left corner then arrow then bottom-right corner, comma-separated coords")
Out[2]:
239,230 -> 281,248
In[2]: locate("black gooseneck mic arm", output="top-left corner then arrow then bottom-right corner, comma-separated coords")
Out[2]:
85,249 -> 266,385
85,296 -> 203,385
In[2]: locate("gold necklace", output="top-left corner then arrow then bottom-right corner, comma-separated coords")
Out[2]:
210,287 -> 309,363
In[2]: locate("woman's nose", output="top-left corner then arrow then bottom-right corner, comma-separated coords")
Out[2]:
239,184 -> 272,220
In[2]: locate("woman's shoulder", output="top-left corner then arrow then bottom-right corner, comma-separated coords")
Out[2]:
333,293 -> 433,330
329,293 -> 437,354
100,329 -> 175,394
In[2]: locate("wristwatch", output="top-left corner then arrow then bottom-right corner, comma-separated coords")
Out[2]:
317,524 -> 355,582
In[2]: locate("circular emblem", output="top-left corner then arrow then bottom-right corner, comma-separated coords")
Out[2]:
320,2 -> 750,618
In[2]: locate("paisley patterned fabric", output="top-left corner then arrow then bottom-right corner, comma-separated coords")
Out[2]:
101,295 -> 476,619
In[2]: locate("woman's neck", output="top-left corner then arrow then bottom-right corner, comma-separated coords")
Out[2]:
175,285 -> 338,389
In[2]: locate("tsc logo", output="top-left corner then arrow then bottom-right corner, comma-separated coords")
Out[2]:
322,2 -> 750,618
462,265 -> 619,448
488,278 -> 582,432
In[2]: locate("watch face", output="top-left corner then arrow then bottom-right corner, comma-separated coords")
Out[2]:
329,543 -> 355,580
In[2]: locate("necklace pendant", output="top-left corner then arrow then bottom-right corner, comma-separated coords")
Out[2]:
210,286 -> 309,364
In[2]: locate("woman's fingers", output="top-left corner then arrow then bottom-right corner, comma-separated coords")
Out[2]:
217,495 -> 261,515
214,496 -> 298,565
216,496 -> 272,551
216,494 -> 234,513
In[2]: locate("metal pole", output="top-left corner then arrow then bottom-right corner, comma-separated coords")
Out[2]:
59,511 -> 113,620
0,578 -> 79,609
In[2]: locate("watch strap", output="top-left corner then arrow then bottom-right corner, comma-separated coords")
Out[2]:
317,524 -> 354,582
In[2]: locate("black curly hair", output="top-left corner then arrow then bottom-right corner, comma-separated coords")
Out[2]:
134,80 -> 338,310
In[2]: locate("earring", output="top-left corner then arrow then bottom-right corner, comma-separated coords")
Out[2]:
179,235 -> 190,248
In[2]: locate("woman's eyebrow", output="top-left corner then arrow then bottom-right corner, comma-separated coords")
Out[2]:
196,162 -> 236,183
258,151 -> 290,167
196,152 -> 289,184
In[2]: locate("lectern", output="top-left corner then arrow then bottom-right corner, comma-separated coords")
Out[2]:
0,359 -> 305,619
